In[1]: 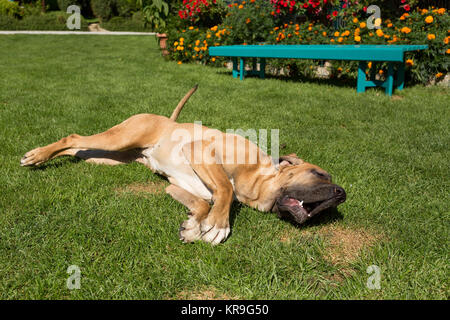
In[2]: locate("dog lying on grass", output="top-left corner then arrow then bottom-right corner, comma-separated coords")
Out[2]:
21,85 -> 346,244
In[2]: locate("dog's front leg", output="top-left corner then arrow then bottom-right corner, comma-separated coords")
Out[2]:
182,141 -> 233,245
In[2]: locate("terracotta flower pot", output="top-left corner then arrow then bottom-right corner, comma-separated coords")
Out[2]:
156,33 -> 169,56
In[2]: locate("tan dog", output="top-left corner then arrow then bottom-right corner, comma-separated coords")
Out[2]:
21,85 -> 346,245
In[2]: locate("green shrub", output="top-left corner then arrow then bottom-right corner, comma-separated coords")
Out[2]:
0,0 -> 22,18
100,15 -> 152,31
0,10 -> 89,31
90,0 -> 114,21
222,0 -> 274,45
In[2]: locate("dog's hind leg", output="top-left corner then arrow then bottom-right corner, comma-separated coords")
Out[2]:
21,114 -> 170,167
166,184 -> 211,243
49,148 -> 144,166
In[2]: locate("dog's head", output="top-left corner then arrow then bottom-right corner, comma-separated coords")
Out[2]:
271,154 -> 346,225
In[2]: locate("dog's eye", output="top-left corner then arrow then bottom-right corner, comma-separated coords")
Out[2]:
311,170 -> 330,180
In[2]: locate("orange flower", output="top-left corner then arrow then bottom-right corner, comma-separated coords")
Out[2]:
353,18 -> 358,23
446,49 -> 450,54
401,27 -> 411,34
338,37 -> 344,43
425,16 -> 434,24
378,70 -> 384,75
238,4 -> 243,9
427,34 -> 436,40
387,23 -> 393,28
177,61 -> 182,65
322,31 -> 327,36
245,18 -> 251,24
368,62 -> 372,69
354,35 -> 361,42
360,22 -> 366,28
421,9 -> 428,15
376,29 -> 384,37
436,72 -> 443,78
437,8 -> 446,15
406,59 -> 414,66
444,37 -> 449,44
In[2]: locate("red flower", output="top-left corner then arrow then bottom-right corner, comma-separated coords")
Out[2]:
332,10 -> 338,17
404,4 -> 410,11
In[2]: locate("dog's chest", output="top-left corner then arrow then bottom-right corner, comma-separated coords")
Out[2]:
141,144 -> 213,201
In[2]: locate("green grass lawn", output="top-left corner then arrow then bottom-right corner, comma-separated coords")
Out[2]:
0,35 -> 448,299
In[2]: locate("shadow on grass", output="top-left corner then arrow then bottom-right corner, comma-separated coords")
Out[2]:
215,69 -> 357,89
277,206 -> 344,230
30,157 -> 81,171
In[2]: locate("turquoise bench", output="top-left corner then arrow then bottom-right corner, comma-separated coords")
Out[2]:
209,44 -> 428,96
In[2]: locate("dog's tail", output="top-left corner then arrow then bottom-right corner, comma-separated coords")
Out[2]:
170,84 -> 198,121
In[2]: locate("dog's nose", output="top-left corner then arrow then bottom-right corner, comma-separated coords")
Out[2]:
335,186 -> 346,202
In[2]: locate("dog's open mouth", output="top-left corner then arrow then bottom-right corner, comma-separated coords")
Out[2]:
276,192 -> 346,225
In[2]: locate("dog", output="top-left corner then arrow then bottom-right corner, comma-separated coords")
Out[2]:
21,85 -> 346,245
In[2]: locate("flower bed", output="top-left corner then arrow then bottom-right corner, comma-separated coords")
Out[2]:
166,0 -> 448,85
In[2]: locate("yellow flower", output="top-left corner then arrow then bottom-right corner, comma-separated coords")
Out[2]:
338,37 -> 343,43
194,47 -> 200,52
374,18 -> 382,27
342,30 -> 350,36
360,22 -> 366,28
206,34 -> 211,39
179,37 -> 185,42
354,35 -> 361,42
188,26 -> 194,30
353,17 -> 358,23
322,31 -> 327,36
195,40 -> 200,46
425,16 -> 434,24
238,4 -> 243,9
337,67 -> 343,72
368,62 -> 372,69
210,26 -> 218,31
427,34 -> 436,40
211,57 -> 216,62
406,59 -> 414,66
437,8 -> 446,15
334,31 -> 340,37
177,61 -> 182,65
376,29 -> 384,37
421,9 -> 428,15
173,41 -> 179,46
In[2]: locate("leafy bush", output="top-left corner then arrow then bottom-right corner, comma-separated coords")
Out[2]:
91,0 -> 137,21
222,0 -> 274,45
91,0 -> 114,21
100,15 -> 152,31
0,10 -> 89,30
0,0 -> 22,18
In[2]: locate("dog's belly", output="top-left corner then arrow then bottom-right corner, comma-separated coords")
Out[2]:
141,143 -> 213,201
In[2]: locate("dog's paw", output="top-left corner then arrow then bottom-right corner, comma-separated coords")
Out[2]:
20,147 -> 48,167
179,216 -> 202,243
200,223 -> 230,245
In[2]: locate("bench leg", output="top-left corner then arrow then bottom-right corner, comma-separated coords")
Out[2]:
357,61 -> 367,93
240,58 -> 245,80
259,58 -> 266,79
385,62 -> 394,96
232,57 -> 238,79
396,62 -> 405,91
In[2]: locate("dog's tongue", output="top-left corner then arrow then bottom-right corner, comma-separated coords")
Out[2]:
281,197 -> 309,216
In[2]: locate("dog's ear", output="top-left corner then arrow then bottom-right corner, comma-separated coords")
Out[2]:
278,153 -> 304,168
